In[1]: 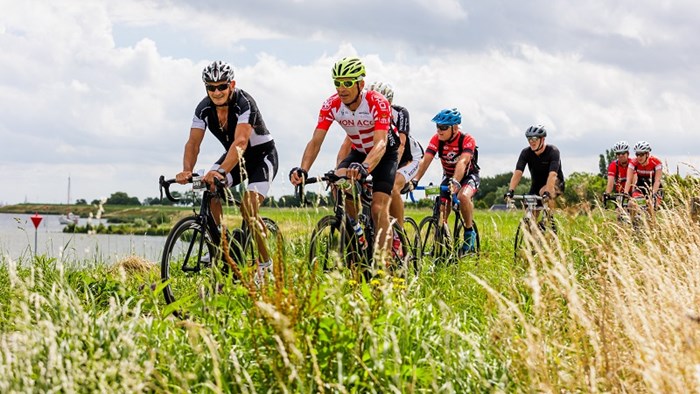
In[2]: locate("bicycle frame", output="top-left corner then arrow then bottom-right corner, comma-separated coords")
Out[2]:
159,175 -> 223,273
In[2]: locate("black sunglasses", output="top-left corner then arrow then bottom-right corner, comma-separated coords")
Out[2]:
206,84 -> 229,92
436,124 -> 451,131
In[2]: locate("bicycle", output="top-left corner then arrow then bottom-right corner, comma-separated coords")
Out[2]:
603,192 -> 655,231
509,194 -> 557,263
414,184 -> 480,263
296,170 -> 414,279
158,175 -> 281,314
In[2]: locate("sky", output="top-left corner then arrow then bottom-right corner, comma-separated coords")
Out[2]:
1,0 -> 699,205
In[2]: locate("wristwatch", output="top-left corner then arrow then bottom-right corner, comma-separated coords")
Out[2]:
216,168 -> 227,176
362,162 -> 370,171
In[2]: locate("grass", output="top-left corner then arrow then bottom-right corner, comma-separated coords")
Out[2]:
1,186 -> 700,392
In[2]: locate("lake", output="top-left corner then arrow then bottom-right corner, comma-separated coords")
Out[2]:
0,213 -> 166,264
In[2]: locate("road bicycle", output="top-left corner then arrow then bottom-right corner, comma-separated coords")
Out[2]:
509,194 -> 557,263
603,192 -> 655,232
296,170 -> 414,279
158,175 -> 281,314
414,184 -> 480,264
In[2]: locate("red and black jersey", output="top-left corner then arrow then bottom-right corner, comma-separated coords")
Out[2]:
425,132 -> 478,177
607,159 -> 629,193
628,155 -> 662,189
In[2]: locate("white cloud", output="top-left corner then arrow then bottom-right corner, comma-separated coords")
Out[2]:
0,0 -> 699,205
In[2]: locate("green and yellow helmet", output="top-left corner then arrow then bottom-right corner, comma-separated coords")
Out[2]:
332,57 -> 366,80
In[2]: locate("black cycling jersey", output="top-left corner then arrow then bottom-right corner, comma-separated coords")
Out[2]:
191,88 -> 273,154
515,145 -> 565,194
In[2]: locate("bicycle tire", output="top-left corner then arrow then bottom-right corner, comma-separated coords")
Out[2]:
403,217 -> 421,275
418,216 -> 452,262
161,216 -> 219,308
513,218 -> 528,263
234,217 -> 282,268
454,219 -> 481,256
309,215 -> 348,274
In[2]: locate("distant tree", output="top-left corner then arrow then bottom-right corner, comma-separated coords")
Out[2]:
561,172 -> 607,206
106,191 -> 141,205
598,149 -> 616,177
90,199 -> 101,205
473,172 -> 530,208
75,198 -> 87,205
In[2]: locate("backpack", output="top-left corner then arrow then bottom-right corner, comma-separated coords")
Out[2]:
438,133 -> 480,171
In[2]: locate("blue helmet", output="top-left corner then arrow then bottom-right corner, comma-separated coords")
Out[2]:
431,108 -> 462,125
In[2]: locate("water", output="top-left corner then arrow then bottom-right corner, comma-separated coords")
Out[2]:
0,213 -> 166,265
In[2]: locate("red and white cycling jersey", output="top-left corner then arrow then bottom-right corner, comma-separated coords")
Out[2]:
315,90 -> 392,154
628,155 -> 662,179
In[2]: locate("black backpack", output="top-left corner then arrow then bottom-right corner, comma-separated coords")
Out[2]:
438,133 -> 480,171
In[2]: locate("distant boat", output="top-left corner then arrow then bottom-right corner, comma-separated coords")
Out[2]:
59,212 -> 79,225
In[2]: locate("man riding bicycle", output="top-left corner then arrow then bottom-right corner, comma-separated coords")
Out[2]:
367,82 -> 424,253
504,125 -> 565,216
604,140 -> 631,196
175,60 -> 279,284
413,108 -> 480,254
623,140 -> 663,217
289,57 -> 399,262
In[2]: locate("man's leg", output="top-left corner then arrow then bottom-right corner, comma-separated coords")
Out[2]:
458,186 -> 476,253
371,191 -> 392,260
390,172 -> 407,228
240,190 -> 270,263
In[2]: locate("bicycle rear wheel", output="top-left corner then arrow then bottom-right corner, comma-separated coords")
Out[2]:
233,217 -> 282,265
161,216 -> 219,309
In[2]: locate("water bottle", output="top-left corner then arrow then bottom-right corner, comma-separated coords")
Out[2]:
349,218 -> 368,250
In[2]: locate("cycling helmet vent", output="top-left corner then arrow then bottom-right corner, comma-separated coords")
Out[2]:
202,60 -> 234,83
332,57 -> 366,79
368,81 -> 394,103
612,140 -> 629,153
525,125 -> 547,138
431,108 -> 462,125
633,140 -> 652,153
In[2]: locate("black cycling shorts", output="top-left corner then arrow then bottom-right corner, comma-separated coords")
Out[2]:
337,148 -> 398,195
214,141 -> 279,197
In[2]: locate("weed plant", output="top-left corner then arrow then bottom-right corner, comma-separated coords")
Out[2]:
1,177 -> 699,392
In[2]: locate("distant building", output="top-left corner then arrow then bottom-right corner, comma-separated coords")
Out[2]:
489,204 -> 511,211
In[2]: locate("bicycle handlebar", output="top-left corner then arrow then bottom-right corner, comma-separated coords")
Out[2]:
295,170 -> 372,206
409,184 -> 459,205
158,175 -> 226,203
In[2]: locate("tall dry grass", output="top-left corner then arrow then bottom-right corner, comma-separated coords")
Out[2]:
477,178 -> 700,392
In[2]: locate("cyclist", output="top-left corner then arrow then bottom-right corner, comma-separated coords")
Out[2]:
413,108 -> 480,254
504,125 -> 565,215
623,140 -> 663,215
604,140 -> 631,196
289,57 -> 399,261
175,60 -> 278,284
367,82 -> 424,254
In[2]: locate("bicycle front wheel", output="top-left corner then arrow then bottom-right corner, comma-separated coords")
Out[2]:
161,216 -> 219,308
454,219 -> 481,256
402,217 -> 422,275
418,216 -> 452,262
309,215 -> 348,274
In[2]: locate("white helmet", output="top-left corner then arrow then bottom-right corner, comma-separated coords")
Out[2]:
202,60 -> 234,83
612,140 -> 629,154
367,81 -> 394,103
633,140 -> 652,153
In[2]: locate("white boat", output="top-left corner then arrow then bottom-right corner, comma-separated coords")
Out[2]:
59,212 -> 79,225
